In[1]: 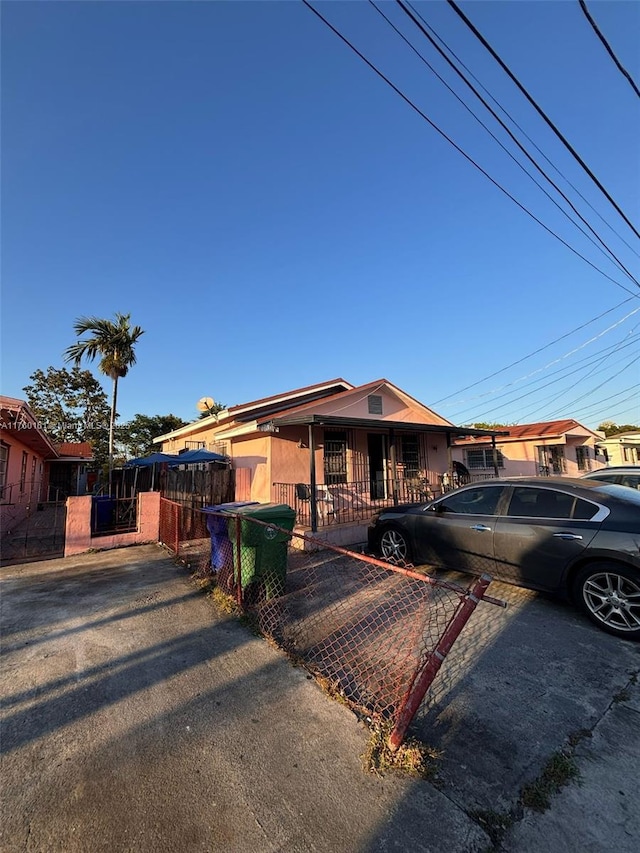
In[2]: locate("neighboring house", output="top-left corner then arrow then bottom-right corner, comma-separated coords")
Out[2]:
49,442 -> 95,499
452,419 -> 607,480
154,378 -> 504,541
0,396 -> 57,531
595,431 -> 640,467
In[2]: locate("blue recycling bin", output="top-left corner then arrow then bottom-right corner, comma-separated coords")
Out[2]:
92,495 -> 114,531
202,502 -> 259,571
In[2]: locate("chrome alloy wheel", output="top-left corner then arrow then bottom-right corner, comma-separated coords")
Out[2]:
379,528 -> 409,563
582,571 -> 640,633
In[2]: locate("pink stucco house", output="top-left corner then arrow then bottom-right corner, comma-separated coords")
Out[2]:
1,396 -> 95,535
0,396 -> 57,532
155,378 -> 504,543
452,419 -> 607,480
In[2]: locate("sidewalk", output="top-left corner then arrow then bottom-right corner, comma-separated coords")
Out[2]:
1,544 -> 638,852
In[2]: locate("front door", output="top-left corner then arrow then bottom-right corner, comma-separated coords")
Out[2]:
368,434 -> 387,500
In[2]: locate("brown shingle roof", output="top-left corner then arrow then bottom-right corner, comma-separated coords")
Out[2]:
54,442 -> 94,458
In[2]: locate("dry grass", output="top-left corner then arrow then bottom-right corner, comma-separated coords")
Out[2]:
363,722 -> 440,778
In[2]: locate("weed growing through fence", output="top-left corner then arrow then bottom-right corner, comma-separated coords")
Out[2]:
363,722 -> 440,779
519,750 -> 580,812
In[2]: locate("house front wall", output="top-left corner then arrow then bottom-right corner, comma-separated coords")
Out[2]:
1,432 -> 49,531
453,434 -> 606,478
302,386 -> 451,426
229,434 -> 272,503
597,433 -> 640,466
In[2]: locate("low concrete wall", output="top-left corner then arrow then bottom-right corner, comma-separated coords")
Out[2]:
64,492 -> 161,558
291,520 -> 369,551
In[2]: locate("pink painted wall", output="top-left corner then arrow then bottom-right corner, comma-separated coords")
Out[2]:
228,434 -> 271,502
452,436 -> 606,478
64,491 -> 161,557
1,432 -> 48,532
304,386 -> 451,425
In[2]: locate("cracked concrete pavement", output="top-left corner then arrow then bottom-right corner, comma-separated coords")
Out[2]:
1,544 -> 638,851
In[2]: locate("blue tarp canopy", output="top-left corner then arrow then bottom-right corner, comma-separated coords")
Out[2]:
124,452 -> 178,467
172,448 -> 228,464
125,449 -> 228,467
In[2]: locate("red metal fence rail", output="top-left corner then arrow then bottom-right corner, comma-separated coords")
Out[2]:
159,499 -> 506,747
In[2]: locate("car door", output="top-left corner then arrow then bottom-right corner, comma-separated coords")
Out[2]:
413,484 -> 505,576
493,485 -> 602,591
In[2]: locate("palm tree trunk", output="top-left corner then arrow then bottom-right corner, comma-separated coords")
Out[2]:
109,376 -> 118,491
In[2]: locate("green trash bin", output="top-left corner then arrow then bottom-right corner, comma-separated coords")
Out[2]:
227,503 -> 296,600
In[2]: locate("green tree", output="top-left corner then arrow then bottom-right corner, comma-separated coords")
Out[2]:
469,422 -> 511,430
597,421 -> 640,437
23,366 -> 110,466
64,313 -> 144,482
118,413 -> 187,459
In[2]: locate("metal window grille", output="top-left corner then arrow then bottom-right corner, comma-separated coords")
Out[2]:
576,446 -> 591,471
466,448 -> 504,469
324,430 -> 348,485
0,443 -> 8,499
184,441 -> 206,450
20,451 -> 28,493
399,434 -> 420,479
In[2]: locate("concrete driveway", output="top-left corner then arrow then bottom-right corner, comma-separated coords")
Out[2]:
1,545 -> 638,852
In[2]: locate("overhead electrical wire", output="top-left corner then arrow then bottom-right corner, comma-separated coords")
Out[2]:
301,0 -> 639,297
446,0 -> 640,241
578,0 -> 640,99
545,377 -> 640,422
433,297 -> 638,406
404,1 -> 640,260
452,333 -> 640,422
511,341 -> 640,423
393,0 -> 639,287
457,335 -> 639,423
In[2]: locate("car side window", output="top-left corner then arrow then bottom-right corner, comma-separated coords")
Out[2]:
573,498 -> 599,520
437,486 -> 503,515
507,487 -> 574,519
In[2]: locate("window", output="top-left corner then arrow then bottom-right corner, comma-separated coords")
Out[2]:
30,456 -> 37,492
400,434 -> 420,479
184,441 -> 205,450
367,395 -> 383,415
20,451 -> 28,493
324,430 -> 348,485
0,443 -> 8,499
507,487 -> 598,520
465,448 -> 505,470
437,485 -> 503,515
623,446 -> 639,463
576,446 -> 591,471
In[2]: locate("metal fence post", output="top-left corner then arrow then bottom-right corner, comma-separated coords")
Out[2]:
173,502 -> 180,556
388,573 -> 492,751
235,515 -> 243,609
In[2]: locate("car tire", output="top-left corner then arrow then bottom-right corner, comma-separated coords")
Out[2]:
378,526 -> 412,565
573,562 -> 640,640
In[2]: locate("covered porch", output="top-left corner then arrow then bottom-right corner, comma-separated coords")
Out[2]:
266,413 -> 505,535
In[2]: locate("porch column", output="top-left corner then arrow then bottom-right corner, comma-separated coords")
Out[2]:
308,424 -> 318,533
492,436 -> 499,478
389,428 -> 398,506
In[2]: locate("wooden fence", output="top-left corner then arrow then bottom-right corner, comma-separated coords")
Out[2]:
111,466 -> 235,508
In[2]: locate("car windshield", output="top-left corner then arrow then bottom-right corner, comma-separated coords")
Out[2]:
588,483 -> 640,505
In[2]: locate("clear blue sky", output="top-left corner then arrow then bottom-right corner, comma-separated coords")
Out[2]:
2,1 -> 639,430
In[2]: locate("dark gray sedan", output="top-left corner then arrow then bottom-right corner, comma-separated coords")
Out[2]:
368,478 -> 640,639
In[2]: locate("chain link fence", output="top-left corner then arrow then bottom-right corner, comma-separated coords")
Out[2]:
159,498 -> 505,748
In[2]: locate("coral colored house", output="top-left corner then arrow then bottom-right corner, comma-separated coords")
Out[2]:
452,419 -> 607,480
155,378 -> 505,542
0,396 -> 57,531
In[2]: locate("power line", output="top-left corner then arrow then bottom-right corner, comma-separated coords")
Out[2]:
434,296 -> 637,404
301,1 -> 638,296
452,333 -> 640,422
405,1 -> 640,260
578,0 -> 640,99
446,0 -> 640,241
394,0 -> 639,287
458,336 -> 639,424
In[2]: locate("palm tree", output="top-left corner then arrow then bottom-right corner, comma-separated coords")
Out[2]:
65,313 -> 144,486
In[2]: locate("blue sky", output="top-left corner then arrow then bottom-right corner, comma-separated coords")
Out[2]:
2,0 -> 639,430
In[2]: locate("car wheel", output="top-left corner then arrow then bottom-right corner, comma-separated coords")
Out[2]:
379,527 -> 412,564
573,562 -> 640,640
